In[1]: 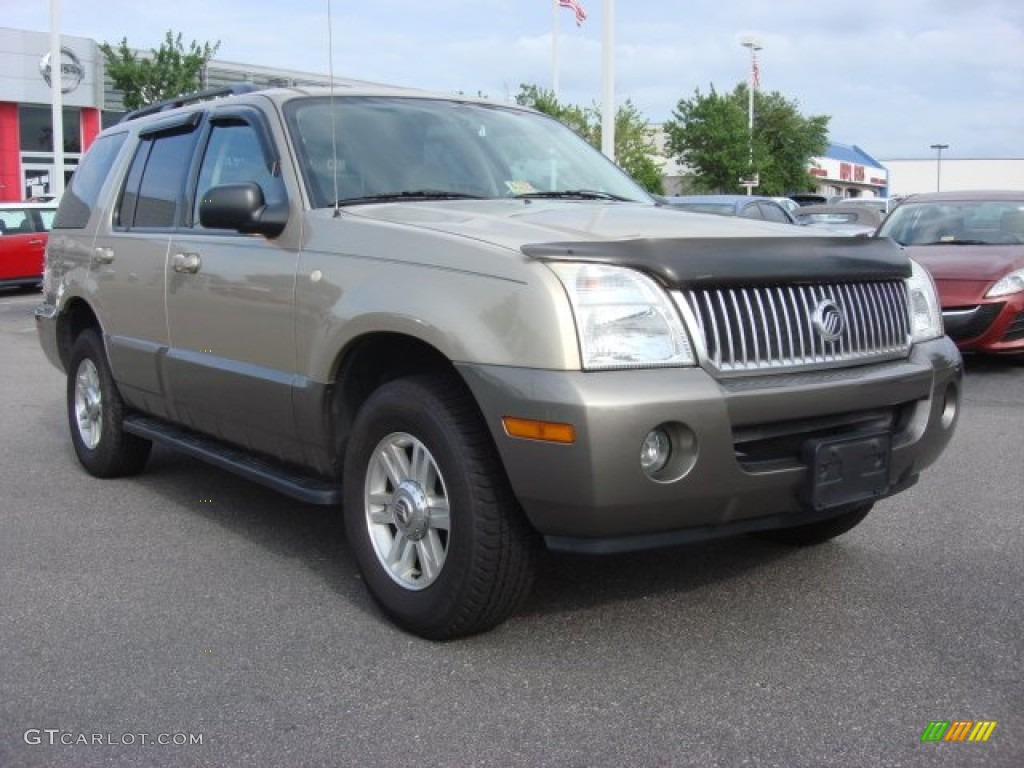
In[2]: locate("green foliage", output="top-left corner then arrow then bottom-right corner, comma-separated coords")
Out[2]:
100,31 -> 221,111
516,84 -> 664,195
665,83 -> 829,195
515,84 -> 591,139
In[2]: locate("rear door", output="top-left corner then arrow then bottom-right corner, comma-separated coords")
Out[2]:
95,115 -> 201,418
0,206 -> 47,283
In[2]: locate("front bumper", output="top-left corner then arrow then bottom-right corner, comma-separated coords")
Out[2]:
939,281 -> 1024,355
457,336 -> 962,552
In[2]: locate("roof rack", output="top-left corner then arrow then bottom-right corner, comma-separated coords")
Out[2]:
118,84 -> 262,124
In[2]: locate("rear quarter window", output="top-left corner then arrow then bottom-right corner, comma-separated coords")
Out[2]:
53,132 -> 129,229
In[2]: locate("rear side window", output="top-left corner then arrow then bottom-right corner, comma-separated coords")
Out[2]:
759,202 -> 792,223
52,132 -> 128,229
117,129 -> 198,229
0,208 -> 34,235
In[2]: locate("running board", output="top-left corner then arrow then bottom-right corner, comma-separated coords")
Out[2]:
123,414 -> 343,505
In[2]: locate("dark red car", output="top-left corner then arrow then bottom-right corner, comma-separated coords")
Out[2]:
877,191 -> 1024,356
0,202 -> 57,289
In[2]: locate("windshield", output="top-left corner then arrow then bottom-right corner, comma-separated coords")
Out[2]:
878,199 -> 1024,246
285,96 -> 651,208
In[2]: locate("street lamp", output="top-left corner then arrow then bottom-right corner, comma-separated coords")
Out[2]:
930,143 -> 949,192
740,36 -> 763,195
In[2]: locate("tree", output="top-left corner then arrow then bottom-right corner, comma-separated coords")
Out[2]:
665,83 -> 829,195
603,99 -> 666,195
515,84 -> 591,140
515,84 -> 664,195
100,31 -> 221,111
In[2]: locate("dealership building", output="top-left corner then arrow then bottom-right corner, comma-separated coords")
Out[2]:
1,27 -> 338,202
2,26 -> 1022,203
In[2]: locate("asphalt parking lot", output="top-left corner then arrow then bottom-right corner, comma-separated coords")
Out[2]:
1,286 -> 1021,768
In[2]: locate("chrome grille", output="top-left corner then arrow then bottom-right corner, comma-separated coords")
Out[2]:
681,281 -> 911,373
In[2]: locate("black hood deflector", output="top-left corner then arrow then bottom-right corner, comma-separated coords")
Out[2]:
521,236 -> 909,287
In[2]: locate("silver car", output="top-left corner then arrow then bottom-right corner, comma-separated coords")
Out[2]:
36,83 -> 962,639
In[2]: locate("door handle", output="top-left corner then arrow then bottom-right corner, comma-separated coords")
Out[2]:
94,247 -> 114,264
172,252 -> 202,274
29,239 -> 44,245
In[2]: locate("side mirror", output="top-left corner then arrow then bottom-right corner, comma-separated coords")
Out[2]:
199,182 -> 288,238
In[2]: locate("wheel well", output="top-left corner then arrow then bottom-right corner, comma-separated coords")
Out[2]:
57,299 -> 102,370
332,333 -> 466,455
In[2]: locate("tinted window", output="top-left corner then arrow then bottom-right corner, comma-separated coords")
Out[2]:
53,132 -> 128,229
759,202 -> 791,223
739,203 -> 763,220
194,121 -> 285,227
118,130 -> 197,229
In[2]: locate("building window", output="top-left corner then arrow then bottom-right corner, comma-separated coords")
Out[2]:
18,106 -> 82,153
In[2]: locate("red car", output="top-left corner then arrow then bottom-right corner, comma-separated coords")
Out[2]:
877,190 -> 1024,356
0,202 -> 57,289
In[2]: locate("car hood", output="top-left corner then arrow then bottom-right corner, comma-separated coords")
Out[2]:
903,243 -> 1024,281
345,199 -> 805,248
342,200 -> 910,285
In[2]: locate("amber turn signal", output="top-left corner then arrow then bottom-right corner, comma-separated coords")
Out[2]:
502,417 -> 576,444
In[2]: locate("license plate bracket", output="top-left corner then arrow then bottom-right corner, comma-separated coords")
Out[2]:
802,431 -> 891,511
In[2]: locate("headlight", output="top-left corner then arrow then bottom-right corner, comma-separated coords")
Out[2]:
906,258 -> 944,342
986,268 -> 1024,298
548,262 -> 695,369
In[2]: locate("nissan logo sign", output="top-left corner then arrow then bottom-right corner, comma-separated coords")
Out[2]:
39,47 -> 85,94
812,299 -> 845,342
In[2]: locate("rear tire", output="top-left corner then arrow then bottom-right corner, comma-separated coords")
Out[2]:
753,503 -> 873,546
343,375 -> 537,640
67,329 -> 151,477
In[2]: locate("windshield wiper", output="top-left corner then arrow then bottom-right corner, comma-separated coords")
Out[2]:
334,190 -> 486,206
515,189 -> 633,202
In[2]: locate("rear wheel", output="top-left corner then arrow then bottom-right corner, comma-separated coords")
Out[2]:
67,329 -> 151,477
343,375 -> 537,640
753,503 -> 873,546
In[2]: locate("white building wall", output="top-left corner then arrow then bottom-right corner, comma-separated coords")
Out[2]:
0,27 -> 103,108
881,159 -> 1024,196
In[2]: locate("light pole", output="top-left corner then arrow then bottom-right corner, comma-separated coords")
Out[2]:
740,36 -> 762,195
930,143 -> 948,192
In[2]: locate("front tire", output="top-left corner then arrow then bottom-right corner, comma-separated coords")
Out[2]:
67,329 -> 151,477
343,375 -> 537,640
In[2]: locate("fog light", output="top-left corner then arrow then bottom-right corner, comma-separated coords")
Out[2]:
640,428 -> 672,476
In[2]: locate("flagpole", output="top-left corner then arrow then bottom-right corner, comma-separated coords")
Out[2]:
552,0 -> 560,98
600,0 -> 614,160
50,0 -> 65,199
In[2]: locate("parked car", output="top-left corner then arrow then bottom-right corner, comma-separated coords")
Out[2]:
661,194 -> 798,224
37,83 -> 961,639
876,190 -> 1024,356
0,201 -> 57,289
795,204 -> 882,236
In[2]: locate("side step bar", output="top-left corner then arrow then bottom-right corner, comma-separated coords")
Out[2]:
123,414 -> 343,505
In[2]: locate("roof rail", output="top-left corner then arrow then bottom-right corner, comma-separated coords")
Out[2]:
118,84 -> 262,124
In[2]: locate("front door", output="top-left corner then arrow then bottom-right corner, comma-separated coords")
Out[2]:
163,112 -> 303,463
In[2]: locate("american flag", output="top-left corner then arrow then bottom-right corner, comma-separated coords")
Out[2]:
751,56 -> 761,90
559,0 -> 587,27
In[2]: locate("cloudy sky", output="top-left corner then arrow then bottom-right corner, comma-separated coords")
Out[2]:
7,0 -> 1023,160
